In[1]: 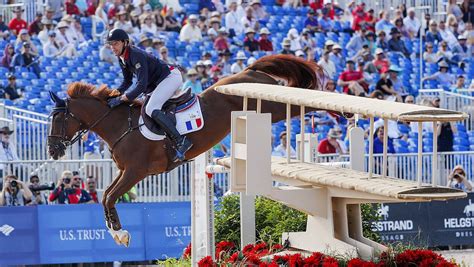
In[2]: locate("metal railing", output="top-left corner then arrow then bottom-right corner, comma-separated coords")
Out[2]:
418,89 -> 474,131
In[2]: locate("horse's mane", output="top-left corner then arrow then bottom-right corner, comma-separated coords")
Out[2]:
246,54 -> 326,89
67,82 -> 141,105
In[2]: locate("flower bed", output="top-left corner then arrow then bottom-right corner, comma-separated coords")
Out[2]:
182,241 -> 457,267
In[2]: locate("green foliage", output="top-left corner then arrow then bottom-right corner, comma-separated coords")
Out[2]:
215,195 -> 382,246
215,194 -> 306,246
155,257 -> 191,266
361,203 -> 381,242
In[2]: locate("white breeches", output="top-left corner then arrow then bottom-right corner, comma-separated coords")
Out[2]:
145,68 -> 183,116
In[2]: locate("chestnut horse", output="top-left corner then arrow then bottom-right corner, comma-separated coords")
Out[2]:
47,55 -> 325,246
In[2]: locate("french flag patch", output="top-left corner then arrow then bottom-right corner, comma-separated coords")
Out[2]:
185,118 -> 202,131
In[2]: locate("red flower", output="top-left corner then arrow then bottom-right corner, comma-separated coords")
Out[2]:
272,254 -> 290,264
348,258 -> 377,267
395,249 -> 454,267
197,256 -> 215,267
322,256 -> 339,267
288,253 -> 304,266
271,244 -> 283,251
228,252 -> 240,263
215,241 -> 235,259
265,263 -> 279,267
242,244 -> 255,255
246,254 -> 262,265
182,243 -> 191,259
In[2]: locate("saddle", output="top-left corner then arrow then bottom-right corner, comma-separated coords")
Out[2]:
141,88 -> 197,135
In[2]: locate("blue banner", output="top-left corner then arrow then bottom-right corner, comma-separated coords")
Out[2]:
0,202 -> 190,265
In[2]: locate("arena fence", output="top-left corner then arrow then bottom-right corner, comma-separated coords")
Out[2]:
419,89 -> 474,131
0,0 -> 45,26
2,151 -> 472,202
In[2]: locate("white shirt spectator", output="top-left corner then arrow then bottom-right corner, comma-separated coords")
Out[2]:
374,119 -> 402,139
231,62 -> 245,74
439,28 -> 459,49
179,24 -> 202,42
287,28 -> 301,52
141,23 -> 158,36
273,143 -> 297,158
0,141 -> 19,174
114,20 -> 134,34
241,15 -> 257,30
43,40 -> 61,58
100,45 -> 117,64
225,9 -> 244,35
317,58 -> 336,79
38,29 -> 49,45
403,16 -> 421,37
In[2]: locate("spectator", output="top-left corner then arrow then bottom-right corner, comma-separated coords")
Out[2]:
447,165 -> 472,192
11,42 -> 41,78
258,27 -> 273,52
447,0 -> 464,26
99,41 -> 117,64
241,6 -> 259,31
65,0 -> 81,16
210,65 -> 222,83
376,30 -> 389,51
0,14 -> 9,34
324,79 -> 337,92
49,171 -> 73,204
375,11 -> 394,36
403,7 -> 420,39
436,41 -> 455,65
199,0 -> 216,12
287,28 -> 302,52
452,35 -> 470,59
404,95 -> 415,104
352,43 -> 373,63
67,173 -> 94,204
138,35 -> 152,49
86,176 -> 99,203
352,6 -> 367,32
28,175 -> 49,205
180,14 -> 202,42
318,128 -> 345,154
451,75 -> 466,93
387,65 -> 407,96
273,131 -> 296,158
375,72 -> 402,101
0,44 -> 14,70
140,4 -> 154,23
318,11 -> 334,32
44,31 -> 74,58
317,50 -> 336,80
279,38 -> 294,55
365,9 -> 376,32
225,1 -> 243,37
28,12 -> 43,36
183,68 -> 203,94
438,20 -> 459,50
304,9 -> 319,32
0,126 -> 19,177
141,15 -> 158,36
423,42 -> 440,63
231,51 -> 247,74
165,8 -> 181,32
86,0 -> 98,16
161,0 -> 184,14
346,29 -> 366,54
388,27 -> 410,58
218,49 -> 232,75
130,10 -> 141,31
159,47 -> 175,65
8,6 -> 27,36
423,13 -> 432,32
213,27 -> 229,51
250,0 -> 268,21
373,125 -> 395,154
114,10 -> 134,34
15,29 -> 39,56
47,1 -> 63,21
426,20 -> 443,45
198,60 -> 214,89
0,175 -> 32,206
4,74 -> 23,100
300,29 -> 315,55
55,21 -> 76,50
422,61 -> 455,89
373,48 -> 390,73
38,18 -> 54,45
243,27 -> 259,52
337,60 -> 367,96
295,50 -> 305,59
209,17 -> 221,34
329,44 -> 344,68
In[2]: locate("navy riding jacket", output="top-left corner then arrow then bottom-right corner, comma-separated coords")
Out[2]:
117,46 -> 171,100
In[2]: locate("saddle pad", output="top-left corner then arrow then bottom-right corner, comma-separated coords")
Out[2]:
139,98 -> 204,141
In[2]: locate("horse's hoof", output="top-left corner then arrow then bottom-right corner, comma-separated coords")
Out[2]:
108,229 -> 122,245
120,230 -> 131,247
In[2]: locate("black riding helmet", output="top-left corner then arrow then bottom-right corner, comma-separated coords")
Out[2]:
107,28 -> 129,56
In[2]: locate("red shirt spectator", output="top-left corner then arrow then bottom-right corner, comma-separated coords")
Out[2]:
318,139 -> 337,154
373,48 -> 390,73
258,28 -> 273,51
214,30 -> 229,51
8,7 -> 27,35
309,0 -> 324,11
66,0 -> 81,15
338,61 -> 364,94
317,129 -> 343,154
352,8 -> 367,31
28,13 -> 43,36
86,1 -> 97,16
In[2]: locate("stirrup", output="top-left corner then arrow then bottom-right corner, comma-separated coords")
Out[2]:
172,137 -> 193,162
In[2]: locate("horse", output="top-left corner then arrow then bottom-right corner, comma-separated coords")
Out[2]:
47,55 -> 327,246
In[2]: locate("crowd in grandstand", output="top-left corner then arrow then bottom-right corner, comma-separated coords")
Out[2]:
0,0 -> 472,198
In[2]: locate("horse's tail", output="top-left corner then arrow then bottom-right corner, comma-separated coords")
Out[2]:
246,54 -> 326,90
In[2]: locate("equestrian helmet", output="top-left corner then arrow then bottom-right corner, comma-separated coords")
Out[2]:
107,28 -> 129,43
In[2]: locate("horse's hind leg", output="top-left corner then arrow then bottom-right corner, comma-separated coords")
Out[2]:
105,168 -> 145,247
103,170 -> 123,230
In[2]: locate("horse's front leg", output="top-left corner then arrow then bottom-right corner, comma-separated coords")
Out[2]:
105,168 -> 145,247
102,170 -> 123,230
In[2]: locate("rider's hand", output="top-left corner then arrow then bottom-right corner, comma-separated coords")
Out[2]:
107,96 -> 123,108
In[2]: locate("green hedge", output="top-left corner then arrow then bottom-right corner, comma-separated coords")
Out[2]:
215,194 -> 380,245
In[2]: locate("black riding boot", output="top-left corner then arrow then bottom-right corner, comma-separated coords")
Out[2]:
151,110 -> 193,162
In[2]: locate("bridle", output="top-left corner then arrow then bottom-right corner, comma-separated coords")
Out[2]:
48,98 -> 142,153
48,98 -> 113,149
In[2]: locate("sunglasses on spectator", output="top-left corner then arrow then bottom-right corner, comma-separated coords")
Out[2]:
73,178 -> 82,181
406,100 -> 414,103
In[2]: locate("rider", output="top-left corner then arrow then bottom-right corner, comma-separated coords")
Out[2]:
105,28 -> 193,162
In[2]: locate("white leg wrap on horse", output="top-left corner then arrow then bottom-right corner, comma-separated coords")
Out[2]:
108,229 -> 131,247
145,68 -> 183,116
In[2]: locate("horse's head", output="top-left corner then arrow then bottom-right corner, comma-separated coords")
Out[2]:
48,91 -> 84,160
